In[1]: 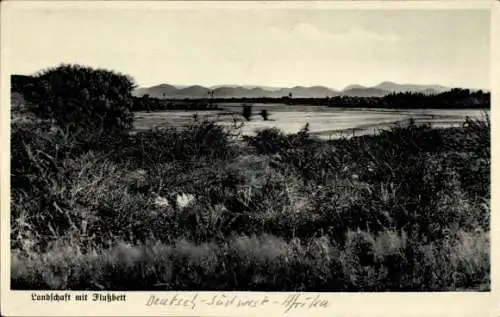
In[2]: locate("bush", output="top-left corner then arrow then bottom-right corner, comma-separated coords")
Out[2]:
113,120 -> 237,167
10,112 -> 490,291
242,105 -> 252,121
248,123 -> 317,155
260,109 -> 269,120
248,127 -> 290,154
22,64 -> 136,134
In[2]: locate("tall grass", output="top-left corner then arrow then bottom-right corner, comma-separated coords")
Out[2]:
10,112 -> 490,291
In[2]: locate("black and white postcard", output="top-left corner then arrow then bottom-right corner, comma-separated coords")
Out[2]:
1,1 -> 498,316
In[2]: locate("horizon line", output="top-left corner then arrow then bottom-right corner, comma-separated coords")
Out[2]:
137,81 -> 487,92
9,73 -> 488,92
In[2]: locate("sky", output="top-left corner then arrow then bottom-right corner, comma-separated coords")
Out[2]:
3,4 -> 491,90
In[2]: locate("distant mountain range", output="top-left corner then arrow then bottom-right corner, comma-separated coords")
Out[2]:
133,81 -> 454,99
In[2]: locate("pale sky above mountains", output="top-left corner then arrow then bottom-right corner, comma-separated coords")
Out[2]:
3,4 -> 491,90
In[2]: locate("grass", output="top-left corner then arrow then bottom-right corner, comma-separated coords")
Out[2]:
10,108 -> 490,291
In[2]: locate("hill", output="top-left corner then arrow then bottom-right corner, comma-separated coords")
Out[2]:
133,81 -> 456,99
12,74 -> 469,99
134,84 -> 341,98
372,81 -> 449,94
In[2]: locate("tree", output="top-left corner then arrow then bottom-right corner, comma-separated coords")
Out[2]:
143,94 -> 151,112
242,104 -> 253,121
260,109 -> 269,121
208,90 -> 215,109
27,64 -> 136,135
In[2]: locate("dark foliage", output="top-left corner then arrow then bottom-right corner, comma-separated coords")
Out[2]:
171,88 -> 490,110
10,66 -> 490,292
260,109 -> 269,120
242,105 -> 253,121
13,65 -> 136,134
11,116 -> 490,291
131,96 -> 222,112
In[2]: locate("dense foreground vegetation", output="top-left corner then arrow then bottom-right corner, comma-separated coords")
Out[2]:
11,65 -> 490,291
11,117 -> 490,291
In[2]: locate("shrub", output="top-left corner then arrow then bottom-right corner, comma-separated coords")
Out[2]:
242,105 -> 253,121
10,113 -> 490,291
248,124 -> 317,155
22,64 -> 136,135
249,127 -> 290,154
462,114 -> 490,157
113,120 -> 237,167
260,109 -> 269,120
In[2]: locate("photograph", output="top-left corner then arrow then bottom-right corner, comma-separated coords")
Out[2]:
5,2 -> 491,294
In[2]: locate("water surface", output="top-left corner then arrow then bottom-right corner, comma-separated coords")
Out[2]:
134,104 -> 489,139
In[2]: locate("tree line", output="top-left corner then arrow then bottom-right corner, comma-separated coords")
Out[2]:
131,89 -> 490,111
